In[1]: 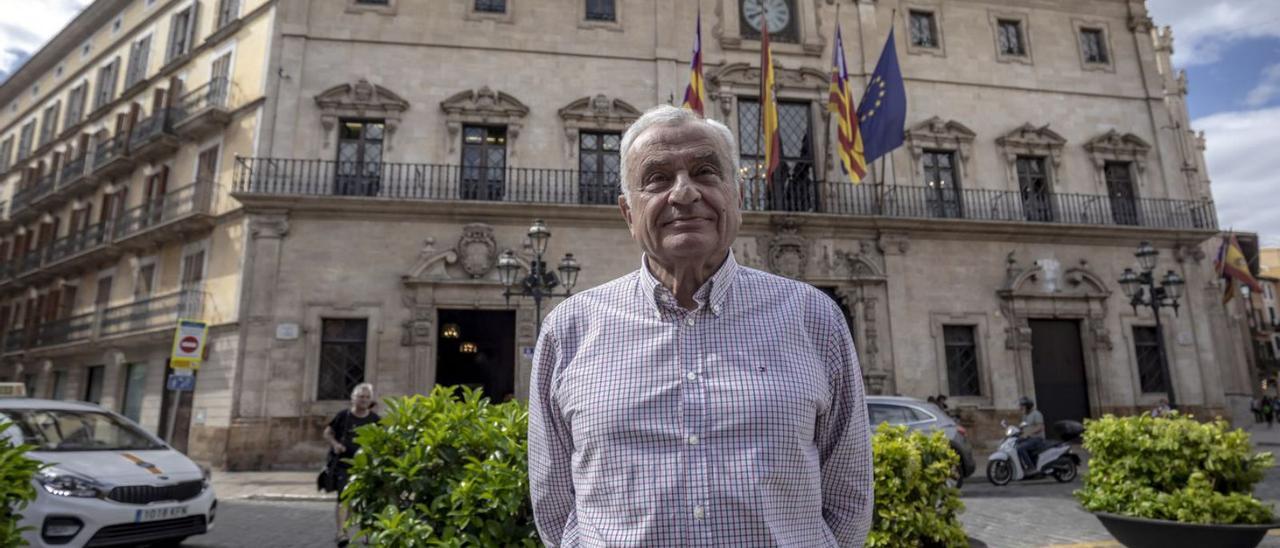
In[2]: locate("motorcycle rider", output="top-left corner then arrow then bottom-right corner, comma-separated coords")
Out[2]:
1016,397 -> 1046,470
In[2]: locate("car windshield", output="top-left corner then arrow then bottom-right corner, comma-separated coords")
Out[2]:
1,409 -> 166,452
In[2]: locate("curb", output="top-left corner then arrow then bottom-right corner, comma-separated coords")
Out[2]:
242,493 -> 337,503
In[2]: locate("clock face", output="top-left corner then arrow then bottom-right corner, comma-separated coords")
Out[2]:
743,0 -> 792,34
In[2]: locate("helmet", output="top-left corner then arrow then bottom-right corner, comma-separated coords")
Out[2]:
1018,397 -> 1034,408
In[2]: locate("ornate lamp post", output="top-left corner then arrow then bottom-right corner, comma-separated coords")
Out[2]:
1118,240 -> 1185,407
495,219 -> 582,336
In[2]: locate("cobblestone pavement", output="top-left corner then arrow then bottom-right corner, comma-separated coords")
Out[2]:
184,499 -> 342,548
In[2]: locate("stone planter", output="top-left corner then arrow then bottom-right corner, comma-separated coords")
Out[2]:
1094,512 -> 1278,548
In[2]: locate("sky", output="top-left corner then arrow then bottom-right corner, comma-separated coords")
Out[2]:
0,0 -> 1276,246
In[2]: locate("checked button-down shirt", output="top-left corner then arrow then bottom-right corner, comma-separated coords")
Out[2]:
528,251 -> 873,547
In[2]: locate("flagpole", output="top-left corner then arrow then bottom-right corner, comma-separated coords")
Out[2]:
756,5 -> 767,209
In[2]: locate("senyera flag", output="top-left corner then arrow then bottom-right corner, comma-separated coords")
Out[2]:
828,25 -> 866,183
681,8 -> 706,117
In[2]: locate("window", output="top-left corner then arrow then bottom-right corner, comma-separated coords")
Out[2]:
51,371 -> 66,400
121,363 -> 147,422
355,0 -> 390,3
996,19 -> 1025,56
83,365 -> 105,404
335,119 -> 384,196
474,0 -> 505,13
585,0 -> 615,21
216,0 -> 240,28
112,15 -> 123,33
135,261 -> 157,299
868,404 -> 932,426
1015,155 -> 1053,222
578,131 -> 621,205
81,42 -> 92,58
1105,161 -> 1138,225
93,58 -> 120,110
95,276 -> 113,310
39,102 -> 60,148
943,325 -> 981,396
0,137 -> 12,172
180,248 -> 206,317
65,84 -> 87,130
922,150 -> 961,218
461,125 -> 507,201
1133,326 -> 1167,393
125,35 -> 152,89
318,319 -> 367,400
737,98 -> 816,212
166,4 -> 198,63
909,11 -> 939,48
1080,28 -> 1109,64
16,121 -> 35,160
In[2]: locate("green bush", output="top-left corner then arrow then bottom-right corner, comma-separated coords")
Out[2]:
1075,412 -> 1274,525
343,386 -> 538,547
0,422 -> 44,546
867,423 -> 967,548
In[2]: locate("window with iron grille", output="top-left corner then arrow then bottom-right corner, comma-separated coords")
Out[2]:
474,0 -> 505,13
216,0 -> 239,28
125,35 -> 151,89
585,0 -> 615,21
1133,326 -> 1168,393
737,98 -> 817,212
318,319 -> 367,400
335,119 -> 384,196
1105,161 -> 1138,225
0,137 -> 12,172
996,19 -> 1025,56
93,58 -> 120,111
16,121 -> 35,160
943,325 -> 981,396
65,84 -> 87,130
922,150 -> 962,218
1080,28 -> 1109,64
578,131 -> 620,205
84,365 -> 105,404
909,11 -> 939,48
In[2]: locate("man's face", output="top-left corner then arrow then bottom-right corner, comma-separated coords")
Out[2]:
619,122 -> 741,267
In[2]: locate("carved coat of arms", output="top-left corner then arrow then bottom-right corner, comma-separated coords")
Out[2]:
457,223 -> 498,278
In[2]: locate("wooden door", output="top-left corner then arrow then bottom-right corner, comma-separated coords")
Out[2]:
1029,320 -> 1090,437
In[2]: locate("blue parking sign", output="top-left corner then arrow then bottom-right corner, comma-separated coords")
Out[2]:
166,373 -> 196,392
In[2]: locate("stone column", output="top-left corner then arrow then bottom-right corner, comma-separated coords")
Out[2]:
878,233 -> 910,396
234,212 -> 290,420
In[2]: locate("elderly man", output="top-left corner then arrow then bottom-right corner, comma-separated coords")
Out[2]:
528,105 -> 873,547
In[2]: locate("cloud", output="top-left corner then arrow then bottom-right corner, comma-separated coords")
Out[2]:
1244,63 -> 1280,108
1194,106 -> 1280,246
1146,0 -> 1280,67
0,0 -> 90,83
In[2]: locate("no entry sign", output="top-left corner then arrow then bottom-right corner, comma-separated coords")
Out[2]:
170,320 -> 208,368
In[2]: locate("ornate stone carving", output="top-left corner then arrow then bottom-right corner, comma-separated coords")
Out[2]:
1128,13 -> 1154,34
764,217 -> 809,279
557,94 -> 641,159
315,79 -> 410,149
1174,244 -> 1206,264
440,87 -> 530,155
399,296 -> 434,347
248,213 -> 290,240
877,233 -> 910,256
996,123 -> 1066,167
905,117 -> 976,170
1083,130 -> 1151,184
457,223 -> 499,278
706,62 -> 828,95
1088,315 -> 1113,351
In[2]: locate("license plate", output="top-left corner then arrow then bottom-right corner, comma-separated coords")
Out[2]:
135,505 -> 189,523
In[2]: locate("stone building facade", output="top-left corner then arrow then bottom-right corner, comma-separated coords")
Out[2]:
0,0 -> 1249,469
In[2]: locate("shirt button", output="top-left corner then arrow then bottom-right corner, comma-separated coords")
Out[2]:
685,317 -> 695,327
686,371 -> 697,381
687,435 -> 699,445
693,505 -> 705,520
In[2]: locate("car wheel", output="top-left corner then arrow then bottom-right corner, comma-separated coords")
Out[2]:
986,459 -> 1013,486
1052,459 -> 1078,483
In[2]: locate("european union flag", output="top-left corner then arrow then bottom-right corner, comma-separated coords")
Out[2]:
857,28 -> 907,164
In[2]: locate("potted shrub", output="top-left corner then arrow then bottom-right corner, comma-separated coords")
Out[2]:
868,423 -> 967,548
1075,412 -> 1277,548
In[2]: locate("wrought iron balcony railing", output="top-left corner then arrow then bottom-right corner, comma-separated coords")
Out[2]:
113,180 -> 215,241
33,311 -> 95,348
234,157 -> 1219,231
92,133 -> 130,171
100,289 -> 203,338
59,153 -> 89,187
3,328 -> 23,354
173,77 -> 229,122
45,223 -> 109,266
128,108 -> 177,150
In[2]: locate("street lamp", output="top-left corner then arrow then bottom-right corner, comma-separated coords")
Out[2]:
1118,241 -> 1184,407
497,220 -> 582,336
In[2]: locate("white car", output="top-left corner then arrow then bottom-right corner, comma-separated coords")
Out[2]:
0,398 -> 216,547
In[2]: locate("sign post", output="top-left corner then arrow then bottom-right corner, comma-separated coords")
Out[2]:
166,320 -> 207,443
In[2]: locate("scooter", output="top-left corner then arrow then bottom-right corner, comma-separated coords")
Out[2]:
985,420 -> 1082,486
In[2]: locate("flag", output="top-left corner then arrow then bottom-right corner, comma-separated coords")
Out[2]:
1216,232 -> 1262,303
681,9 -> 706,117
828,25 -> 866,183
858,28 -> 907,164
760,15 -> 782,182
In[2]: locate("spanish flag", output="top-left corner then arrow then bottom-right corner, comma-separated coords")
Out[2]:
827,25 -> 866,183
681,8 -> 706,117
1216,232 -> 1262,303
759,15 -> 782,183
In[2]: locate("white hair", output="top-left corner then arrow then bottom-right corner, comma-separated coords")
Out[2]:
351,383 -> 374,398
619,105 -> 739,206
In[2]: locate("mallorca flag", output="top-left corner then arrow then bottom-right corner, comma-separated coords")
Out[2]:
760,16 -> 782,183
681,9 -> 706,117
858,28 -> 907,164
1216,232 -> 1262,303
828,25 -> 866,183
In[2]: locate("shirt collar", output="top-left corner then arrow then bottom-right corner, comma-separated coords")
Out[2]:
639,249 -> 739,317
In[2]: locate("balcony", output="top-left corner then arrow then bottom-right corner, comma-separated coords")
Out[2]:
3,328 -> 23,355
233,157 -> 1219,231
92,133 -> 134,179
172,78 -> 231,140
44,223 -> 114,273
16,251 -> 45,278
112,181 -> 217,251
10,173 -> 57,221
129,108 -> 180,163
33,312 -> 95,349
100,289 -> 203,339
57,153 -> 95,197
